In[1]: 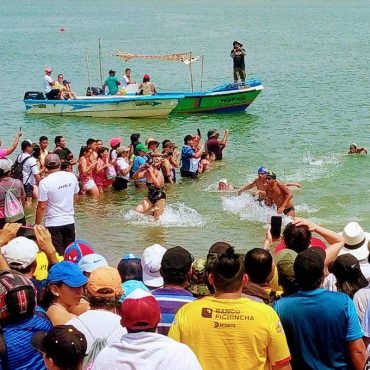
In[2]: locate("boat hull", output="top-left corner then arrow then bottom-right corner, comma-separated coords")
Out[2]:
24,80 -> 263,118
170,84 -> 263,114
24,96 -> 180,118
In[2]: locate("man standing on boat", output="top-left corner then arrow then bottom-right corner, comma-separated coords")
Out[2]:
230,41 -> 246,83
102,70 -> 121,95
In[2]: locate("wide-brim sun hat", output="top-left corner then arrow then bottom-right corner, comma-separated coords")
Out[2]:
339,221 -> 370,261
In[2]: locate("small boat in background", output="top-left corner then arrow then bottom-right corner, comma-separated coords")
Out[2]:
23,92 -> 181,118
23,79 -> 263,118
169,80 -> 263,115
24,50 -> 263,119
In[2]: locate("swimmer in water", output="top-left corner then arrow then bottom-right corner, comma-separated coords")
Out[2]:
237,166 -> 269,200
218,178 -> 236,191
348,143 -> 368,154
263,172 -> 295,217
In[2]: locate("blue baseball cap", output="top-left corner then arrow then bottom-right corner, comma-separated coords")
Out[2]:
47,261 -> 88,288
258,166 -> 268,174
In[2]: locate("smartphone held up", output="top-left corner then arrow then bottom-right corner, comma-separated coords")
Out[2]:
270,216 -> 282,239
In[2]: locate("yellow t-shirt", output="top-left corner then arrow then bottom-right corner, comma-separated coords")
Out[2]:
33,252 -> 63,280
168,296 -> 290,370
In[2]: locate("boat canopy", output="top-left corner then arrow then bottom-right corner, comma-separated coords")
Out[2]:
114,51 -> 200,64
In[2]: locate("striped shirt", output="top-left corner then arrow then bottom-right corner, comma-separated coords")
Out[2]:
152,287 -> 196,336
2,314 -> 52,369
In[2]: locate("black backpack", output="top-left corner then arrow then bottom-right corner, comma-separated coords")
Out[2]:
10,155 -> 32,184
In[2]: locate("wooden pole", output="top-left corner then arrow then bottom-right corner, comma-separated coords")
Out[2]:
85,50 -> 92,95
189,51 -> 194,93
200,55 -> 204,92
98,39 -> 103,87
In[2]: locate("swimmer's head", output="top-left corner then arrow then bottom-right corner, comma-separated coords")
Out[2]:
349,143 -> 357,152
266,171 -> 276,181
258,166 -> 269,175
218,179 -> 228,191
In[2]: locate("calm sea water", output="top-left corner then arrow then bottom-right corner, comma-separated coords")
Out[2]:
1,0 -> 370,262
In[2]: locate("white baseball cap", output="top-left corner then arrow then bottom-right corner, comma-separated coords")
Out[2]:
78,253 -> 108,273
1,237 -> 39,270
141,244 -> 166,288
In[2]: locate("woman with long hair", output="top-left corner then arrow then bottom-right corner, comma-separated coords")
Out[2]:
78,146 -> 99,196
132,156 -> 166,220
94,146 -> 115,194
329,254 -> 368,299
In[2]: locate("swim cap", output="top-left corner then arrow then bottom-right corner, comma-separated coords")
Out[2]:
258,166 -> 268,174
350,143 -> 357,148
219,178 -> 228,185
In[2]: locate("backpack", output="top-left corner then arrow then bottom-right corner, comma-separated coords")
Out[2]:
0,180 -> 24,222
77,316 -> 114,370
84,337 -> 108,370
105,165 -> 117,181
10,155 -> 31,184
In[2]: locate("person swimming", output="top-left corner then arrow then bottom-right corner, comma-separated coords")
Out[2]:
348,143 -> 368,154
218,178 -> 236,191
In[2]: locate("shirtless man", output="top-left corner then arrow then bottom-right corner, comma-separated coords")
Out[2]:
237,166 -> 269,199
348,143 -> 368,154
264,172 -> 295,217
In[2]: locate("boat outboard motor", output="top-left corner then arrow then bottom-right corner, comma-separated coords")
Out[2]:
24,91 -> 45,100
86,87 -> 103,96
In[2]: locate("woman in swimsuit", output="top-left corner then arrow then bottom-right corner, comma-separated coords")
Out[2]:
78,146 -> 99,196
132,157 -> 166,220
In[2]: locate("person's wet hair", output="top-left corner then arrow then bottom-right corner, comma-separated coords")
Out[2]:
283,223 -> 311,253
212,247 -> 244,292
244,248 -> 273,285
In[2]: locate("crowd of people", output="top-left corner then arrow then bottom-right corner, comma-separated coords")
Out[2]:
0,216 -> 370,369
1,122 -> 370,369
0,128 -> 230,229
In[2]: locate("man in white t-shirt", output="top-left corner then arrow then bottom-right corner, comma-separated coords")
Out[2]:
35,153 -> 79,254
15,140 -> 41,204
44,67 -> 60,100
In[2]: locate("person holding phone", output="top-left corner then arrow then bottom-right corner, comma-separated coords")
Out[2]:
206,128 -> 229,160
0,131 -> 22,159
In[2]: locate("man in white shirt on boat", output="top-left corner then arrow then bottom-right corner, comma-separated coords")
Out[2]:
44,67 -> 60,100
121,68 -> 136,88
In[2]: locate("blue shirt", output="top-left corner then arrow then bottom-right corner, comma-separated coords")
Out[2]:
274,288 -> 363,370
180,145 -> 195,172
119,280 -> 149,303
152,287 -> 195,336
2,314 -> 52,369
131,155 -> 147,174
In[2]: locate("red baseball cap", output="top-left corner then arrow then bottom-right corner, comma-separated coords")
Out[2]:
121,289 -> 160,331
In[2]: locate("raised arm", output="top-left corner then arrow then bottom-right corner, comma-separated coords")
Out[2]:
5,131 -> 22,156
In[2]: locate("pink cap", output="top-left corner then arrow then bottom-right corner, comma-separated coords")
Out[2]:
45,67 -> 52,73
109,137 -> 123,148
121,289 -> 160,331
